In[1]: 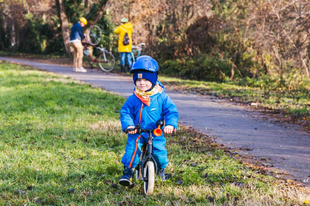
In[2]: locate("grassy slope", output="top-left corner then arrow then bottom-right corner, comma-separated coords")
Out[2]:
159,76 -> 310,129
159,76 -> 310,114
0,62 -> 309,205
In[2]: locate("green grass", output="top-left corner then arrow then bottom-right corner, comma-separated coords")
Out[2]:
158,76 -> 310,119
0,61 -> 309,205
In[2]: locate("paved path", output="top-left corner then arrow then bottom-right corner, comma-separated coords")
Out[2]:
1,57 -> 310,187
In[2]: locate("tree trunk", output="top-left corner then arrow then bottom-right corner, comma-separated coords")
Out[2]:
93,0 -> 109,25
84,0 -> 109,38
56,0 -> 71,57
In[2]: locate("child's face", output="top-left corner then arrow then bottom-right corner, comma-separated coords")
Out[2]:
136,78 -> 152,91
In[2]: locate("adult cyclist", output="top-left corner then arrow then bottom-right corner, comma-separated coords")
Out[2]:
70,17 -> 88,73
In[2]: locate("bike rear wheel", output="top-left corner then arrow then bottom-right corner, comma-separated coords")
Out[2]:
86,25 -> 102,46
98,51 -> 115,72
143,161 -> 155,195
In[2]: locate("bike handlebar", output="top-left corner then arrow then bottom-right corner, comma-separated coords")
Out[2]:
132,43 -> 145,51
125,126 -> 157,134
125,120 -> 164,135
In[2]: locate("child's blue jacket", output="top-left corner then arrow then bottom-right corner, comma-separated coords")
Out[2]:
120,82 -> 178,132
120,82 -> 179,169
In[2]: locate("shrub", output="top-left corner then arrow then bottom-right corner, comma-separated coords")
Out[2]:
160,55 -> 233,81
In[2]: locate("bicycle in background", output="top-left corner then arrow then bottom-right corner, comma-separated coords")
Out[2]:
83,25 -> 116,72
117,43 -> 144,73
86,25 -> 102,46
83,43 -> 115,72
131,43 -> 145,62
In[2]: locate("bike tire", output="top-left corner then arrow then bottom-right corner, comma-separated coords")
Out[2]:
98,51 -> 115,72
86,25 -> 102,46
143,161 -> 155,195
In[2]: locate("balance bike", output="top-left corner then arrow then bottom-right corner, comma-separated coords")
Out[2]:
134,120 -> 164,195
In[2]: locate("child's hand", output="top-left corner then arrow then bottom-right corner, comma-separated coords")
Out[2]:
164,125 -> 174,134
126,126 -> 137,134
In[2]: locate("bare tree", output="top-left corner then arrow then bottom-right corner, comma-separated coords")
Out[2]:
246,0 -> 310,78
92,0 -> 109,25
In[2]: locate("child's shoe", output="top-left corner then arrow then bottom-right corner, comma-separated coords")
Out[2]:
119,167 -> 134,186
159,169 -> 171,181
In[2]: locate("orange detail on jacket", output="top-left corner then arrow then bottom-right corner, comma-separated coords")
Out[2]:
129,104 -> 143,168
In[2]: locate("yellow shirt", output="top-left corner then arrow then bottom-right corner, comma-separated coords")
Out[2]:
114,22 -> 133,53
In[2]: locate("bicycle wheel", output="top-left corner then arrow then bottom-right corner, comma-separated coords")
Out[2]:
98,51 -> 115,72
143,161 -> 155,195
86,25 -> 102,46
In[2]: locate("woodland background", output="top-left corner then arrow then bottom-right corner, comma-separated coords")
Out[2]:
1,0 -> 310,87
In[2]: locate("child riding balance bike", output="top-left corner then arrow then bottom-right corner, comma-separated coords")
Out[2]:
119,55 -> 179,194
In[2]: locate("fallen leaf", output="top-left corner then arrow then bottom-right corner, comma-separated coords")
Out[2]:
210,143 -> 220,147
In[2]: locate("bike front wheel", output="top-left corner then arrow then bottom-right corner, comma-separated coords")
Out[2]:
143,161 -> 155,195
86,25 -> 102,46
98,51 -> 115,72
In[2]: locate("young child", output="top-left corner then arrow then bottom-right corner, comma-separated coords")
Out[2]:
119,55 -> 179,186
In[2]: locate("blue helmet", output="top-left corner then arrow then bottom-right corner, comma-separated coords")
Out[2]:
130,55 -> 159,73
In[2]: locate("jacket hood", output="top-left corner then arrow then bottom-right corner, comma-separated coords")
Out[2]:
121,22 -> 133,31
158,81 -> 165,91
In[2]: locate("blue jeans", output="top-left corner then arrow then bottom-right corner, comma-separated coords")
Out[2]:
120,52 -> 132,66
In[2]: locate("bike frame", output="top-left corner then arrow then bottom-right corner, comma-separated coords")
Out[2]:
131,43 -> 145,62
83,42 -> 115,72
131,49 -> 141,63
140,131 -> 158,180
136,124 -> 160,180
83,44 -> 101,63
